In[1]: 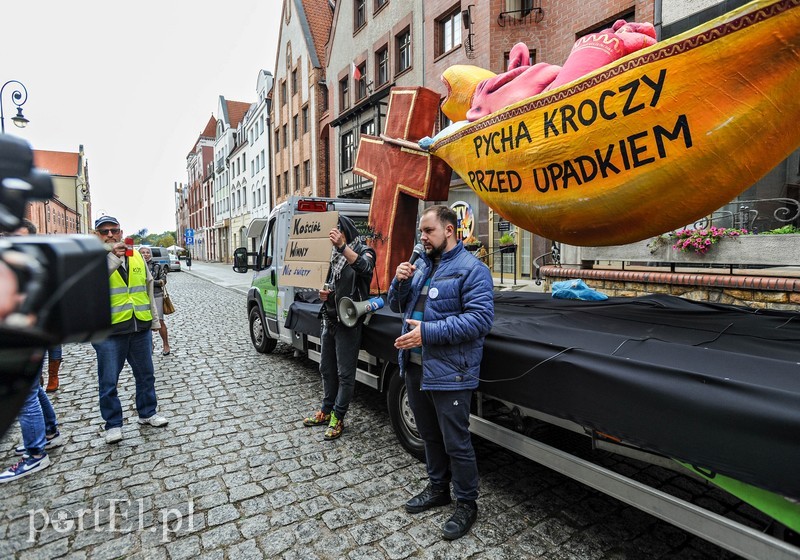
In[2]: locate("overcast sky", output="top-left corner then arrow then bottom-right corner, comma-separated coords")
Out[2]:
3,0 -> 282,234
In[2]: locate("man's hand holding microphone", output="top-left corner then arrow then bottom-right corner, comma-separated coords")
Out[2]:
395,243 -> 424,283
393,243 -> 425,350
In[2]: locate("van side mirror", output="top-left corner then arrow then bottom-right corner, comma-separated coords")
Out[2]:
232,247 -> 249,273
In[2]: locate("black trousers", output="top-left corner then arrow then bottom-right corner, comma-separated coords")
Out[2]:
405,364 -> 479,501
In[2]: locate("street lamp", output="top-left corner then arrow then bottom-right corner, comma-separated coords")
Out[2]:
0,80 -> 29,133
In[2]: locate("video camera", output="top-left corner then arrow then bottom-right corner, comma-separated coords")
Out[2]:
0,134 -> 111,436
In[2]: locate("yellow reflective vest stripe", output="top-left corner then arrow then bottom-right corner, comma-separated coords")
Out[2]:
109,251 -> 153,324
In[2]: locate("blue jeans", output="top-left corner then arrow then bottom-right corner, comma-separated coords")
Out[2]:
48,345 -> 62,361
319,318 -> 362,420
405,364 -> 479,502
92,329 -> 157,430
19,365 -> 59,456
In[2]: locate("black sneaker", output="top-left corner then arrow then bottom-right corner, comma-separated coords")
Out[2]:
442,501 -> 478,540
405,483 -> 452,513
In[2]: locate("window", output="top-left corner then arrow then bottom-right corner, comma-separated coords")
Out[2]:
504,48 -> 536,69
437,9 -> 462,56
260,150 -> 265,171
361,120 -> 375,136
396,29 -> 411,73
281,81 -> 287,105
355,0 -> 366,29
251,160 -> 254,177
302,106 -> 309,133
341,131 -> 355,170
376,47 -> 389,86
291,69 -> 297,94
375,0 -> 388,10
340,78 -> 350,111
294,165 -> 300,191
283,171 -> 289,195
274,130 -> 280,152
356,63 -> 367,100
293,114 -> 299,138
578,10 -> 635,38
304,160 -> 310,187
283,124 -> 288,146
276,174 -> 281,196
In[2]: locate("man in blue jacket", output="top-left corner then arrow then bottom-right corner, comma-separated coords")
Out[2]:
388,205 -> 494,540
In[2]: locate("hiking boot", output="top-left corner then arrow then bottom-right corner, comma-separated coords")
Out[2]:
442,500 -> 478,540
405,483 -> 452,513
15,431 -> 65,456
303,410 -> 330,427
0,454 -> 51,483
323,411 -> 344,440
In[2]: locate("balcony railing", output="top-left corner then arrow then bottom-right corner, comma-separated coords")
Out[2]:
692,197 -> 800,233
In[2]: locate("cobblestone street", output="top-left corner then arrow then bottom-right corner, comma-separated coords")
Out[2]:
0,269 -> 749,559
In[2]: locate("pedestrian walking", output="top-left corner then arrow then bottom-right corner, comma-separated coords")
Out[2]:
0,361 -> 64,482
139,246 -> 171,355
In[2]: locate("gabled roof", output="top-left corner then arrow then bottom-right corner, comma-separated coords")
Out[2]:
302,0 -> 333,68
226,100 -> 254,128
200,115 -> 217,138
188,115 -> 219,157
33,150 -> 80,177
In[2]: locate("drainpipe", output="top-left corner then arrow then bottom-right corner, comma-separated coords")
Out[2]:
654,0 -> 663,40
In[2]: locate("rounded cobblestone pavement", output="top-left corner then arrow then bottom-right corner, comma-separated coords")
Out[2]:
0,272 -> 749,559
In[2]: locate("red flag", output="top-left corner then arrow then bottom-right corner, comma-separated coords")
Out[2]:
352,62 -> 362,81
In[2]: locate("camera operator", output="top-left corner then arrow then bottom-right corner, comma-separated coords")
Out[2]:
0,133 -> 110,445
0,220 -> 65,483
91,216 -> 168,444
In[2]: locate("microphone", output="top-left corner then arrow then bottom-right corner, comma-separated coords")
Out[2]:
400,243 -> 425,286
408,243 -> 425,266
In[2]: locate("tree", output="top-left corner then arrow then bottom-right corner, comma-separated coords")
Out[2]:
157,233 -> 176,247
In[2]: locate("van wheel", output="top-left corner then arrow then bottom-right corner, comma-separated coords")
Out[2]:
387,369 -> 425,461
249,307 -> 277,354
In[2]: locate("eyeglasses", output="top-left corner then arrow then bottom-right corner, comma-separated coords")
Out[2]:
97,228 -> 121,235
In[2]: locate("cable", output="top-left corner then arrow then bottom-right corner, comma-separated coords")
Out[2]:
465,346 -> 578,383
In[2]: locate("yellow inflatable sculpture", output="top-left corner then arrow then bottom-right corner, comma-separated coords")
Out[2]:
429,0 -> 800,246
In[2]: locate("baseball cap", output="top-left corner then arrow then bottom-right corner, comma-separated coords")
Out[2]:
94,216 -> 120,229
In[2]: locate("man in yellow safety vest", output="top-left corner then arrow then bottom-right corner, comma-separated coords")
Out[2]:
92,216 -> 168,444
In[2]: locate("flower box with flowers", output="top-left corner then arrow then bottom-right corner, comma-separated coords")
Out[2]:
581,231 -> 800,267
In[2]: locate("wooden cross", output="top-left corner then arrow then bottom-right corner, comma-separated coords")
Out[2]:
354,87 -> 453,294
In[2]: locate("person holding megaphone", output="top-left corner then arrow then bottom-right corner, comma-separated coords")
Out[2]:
302,215 -> 375,441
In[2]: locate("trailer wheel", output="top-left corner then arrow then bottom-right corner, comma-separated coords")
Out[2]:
249,306 -> 277,354
387,370 -> 425,461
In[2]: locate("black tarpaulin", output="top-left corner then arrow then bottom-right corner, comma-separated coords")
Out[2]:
482,292 -> 800,499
